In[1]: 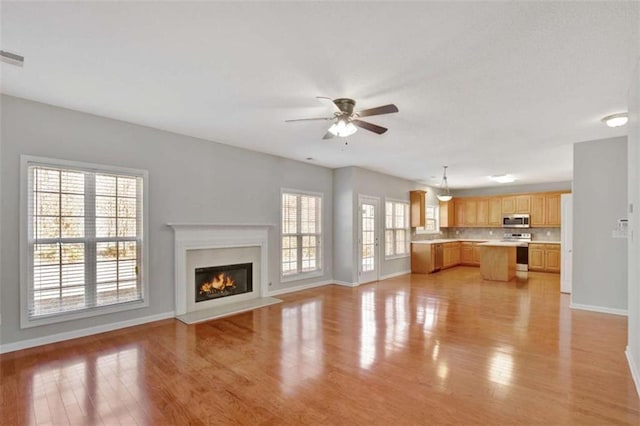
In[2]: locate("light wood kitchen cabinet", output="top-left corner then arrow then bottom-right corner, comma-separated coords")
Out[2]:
460,242 -> 474,264
443,242 -> 461,269
502,196 -> 516,214
529,193 -> 562,227
455,200 -> 465,227
410,190 -> 426,227
488,198 -> 502,226
445,191 -> 568,228
528,244 -> 545,270
460,241 -> 481,265
528,243 -> 560,273
530,194 -> 545,226
545,244 -> 561,272
472,244 -> 481,265
411,243 -> 435,273
545,194 -> 561,226
476,198 -> 489,226
516,195 -> 531,213
439,200 -> 455,228
464,199 -> 477,226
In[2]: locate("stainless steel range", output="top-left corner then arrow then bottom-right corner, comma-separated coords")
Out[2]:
502,232 -> 531,272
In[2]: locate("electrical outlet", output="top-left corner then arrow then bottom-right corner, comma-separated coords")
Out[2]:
455,230 -> 460,235
546,231 -> 551,236
489,230 -> 493,235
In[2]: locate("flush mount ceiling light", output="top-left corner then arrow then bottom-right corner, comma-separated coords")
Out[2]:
601,112 -> 629,128
436,166 -> 453,202
490,174 -> 516,184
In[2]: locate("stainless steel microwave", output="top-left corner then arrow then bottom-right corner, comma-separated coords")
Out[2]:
502,214 -> 530,228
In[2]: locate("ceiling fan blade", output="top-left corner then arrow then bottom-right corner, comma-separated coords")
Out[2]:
316,96 -> 341,113
285,117 -> 333,123
356,104 -> 399,118
352,119 -> 388,135
322,131 -> 335,140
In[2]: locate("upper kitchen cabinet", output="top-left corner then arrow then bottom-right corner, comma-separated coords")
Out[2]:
439,200 -> 455,227
502,195 -> 530,214
545,194 -> 561,226
455,200 -> 465,227
488,197 -> 502,226
530,192 -> 562,227
530,194 -> 545,226
476,198 -> 489,226
464,199 -> 477,226
410,190 -> 426,227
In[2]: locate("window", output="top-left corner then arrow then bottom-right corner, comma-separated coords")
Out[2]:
22,156 -> 148,327
416,203 -> 439,234
385,201 -> 409,258
281,190 -> 322,279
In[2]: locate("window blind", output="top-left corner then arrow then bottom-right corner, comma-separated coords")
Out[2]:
28,164 -> 144,319
281,192 -> 322,277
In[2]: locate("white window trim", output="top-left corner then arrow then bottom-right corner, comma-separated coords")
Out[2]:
280,188 -> 324,283
20,155 -> 150,329
384,197 -> 410,260
416,202 -> 440,235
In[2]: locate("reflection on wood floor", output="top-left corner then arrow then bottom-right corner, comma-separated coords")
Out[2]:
1,267 -> 639,424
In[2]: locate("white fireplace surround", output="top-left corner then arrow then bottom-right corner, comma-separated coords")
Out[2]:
168,223 -> 277,320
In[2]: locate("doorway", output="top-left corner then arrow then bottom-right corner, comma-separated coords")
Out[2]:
358,196 -> 380,284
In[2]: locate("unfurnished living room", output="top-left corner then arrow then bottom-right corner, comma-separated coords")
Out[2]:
1,1 -> 640,424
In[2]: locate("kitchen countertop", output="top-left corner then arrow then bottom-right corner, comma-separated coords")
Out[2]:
477,241 -> 528,247
412,239 -> 560,245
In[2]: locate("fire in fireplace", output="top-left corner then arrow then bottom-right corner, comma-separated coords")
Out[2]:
195,262 -> 253,302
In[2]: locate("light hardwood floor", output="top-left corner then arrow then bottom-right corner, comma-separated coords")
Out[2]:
1,267 -> 639,425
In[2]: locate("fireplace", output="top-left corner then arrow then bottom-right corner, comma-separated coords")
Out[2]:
195,262 -> 253,302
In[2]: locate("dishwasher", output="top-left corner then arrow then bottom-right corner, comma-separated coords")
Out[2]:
433,243 -> 444,272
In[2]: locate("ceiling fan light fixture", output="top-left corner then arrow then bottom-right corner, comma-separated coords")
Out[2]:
601,112 -> 628,128
436,166 -> 453,202
328,119 -> 357,137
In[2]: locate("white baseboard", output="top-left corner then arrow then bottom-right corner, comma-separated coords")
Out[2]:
626,347 -> 640,398
380,270 -> 411,280
267,280 -> 332,296
570,302 -> 628,316
0,311 -> 175,354
333,280 -> 359,287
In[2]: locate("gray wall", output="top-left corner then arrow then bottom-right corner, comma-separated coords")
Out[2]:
452,181 -> 572,197
332,166 -> 437,283
627,58 -> 640,390
573,136 -> 628,311
0,95 -> 334,346
332,167 -> 355,283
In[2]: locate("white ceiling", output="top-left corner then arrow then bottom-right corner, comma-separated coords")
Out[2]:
1,2 -> 638,188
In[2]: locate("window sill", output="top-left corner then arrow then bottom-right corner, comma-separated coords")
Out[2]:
21,298 -> 148,329
281,270 -> 324,283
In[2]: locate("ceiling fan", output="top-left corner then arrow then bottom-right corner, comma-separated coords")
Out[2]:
286,97 -> 399,139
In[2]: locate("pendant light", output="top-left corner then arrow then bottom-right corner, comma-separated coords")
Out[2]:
437,166 -> 453,202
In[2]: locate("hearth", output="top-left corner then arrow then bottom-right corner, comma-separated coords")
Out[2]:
195,262 -> 253,302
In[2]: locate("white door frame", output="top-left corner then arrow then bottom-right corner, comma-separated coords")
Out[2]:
358,195 -> 380,284
561,193 -> 573,294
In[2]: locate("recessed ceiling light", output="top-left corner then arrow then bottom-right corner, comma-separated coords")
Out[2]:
490,174 -> 516,183
601,112 -> 628,128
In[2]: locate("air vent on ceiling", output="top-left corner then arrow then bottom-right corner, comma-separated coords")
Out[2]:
1,50 -> 24,67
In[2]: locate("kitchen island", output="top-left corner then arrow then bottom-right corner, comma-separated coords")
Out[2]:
477,241 -> 520,282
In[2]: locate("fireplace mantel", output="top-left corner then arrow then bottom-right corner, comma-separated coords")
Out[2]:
168,223 -> 279,323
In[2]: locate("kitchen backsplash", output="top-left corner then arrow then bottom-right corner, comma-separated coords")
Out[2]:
412,227 -> 561,241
